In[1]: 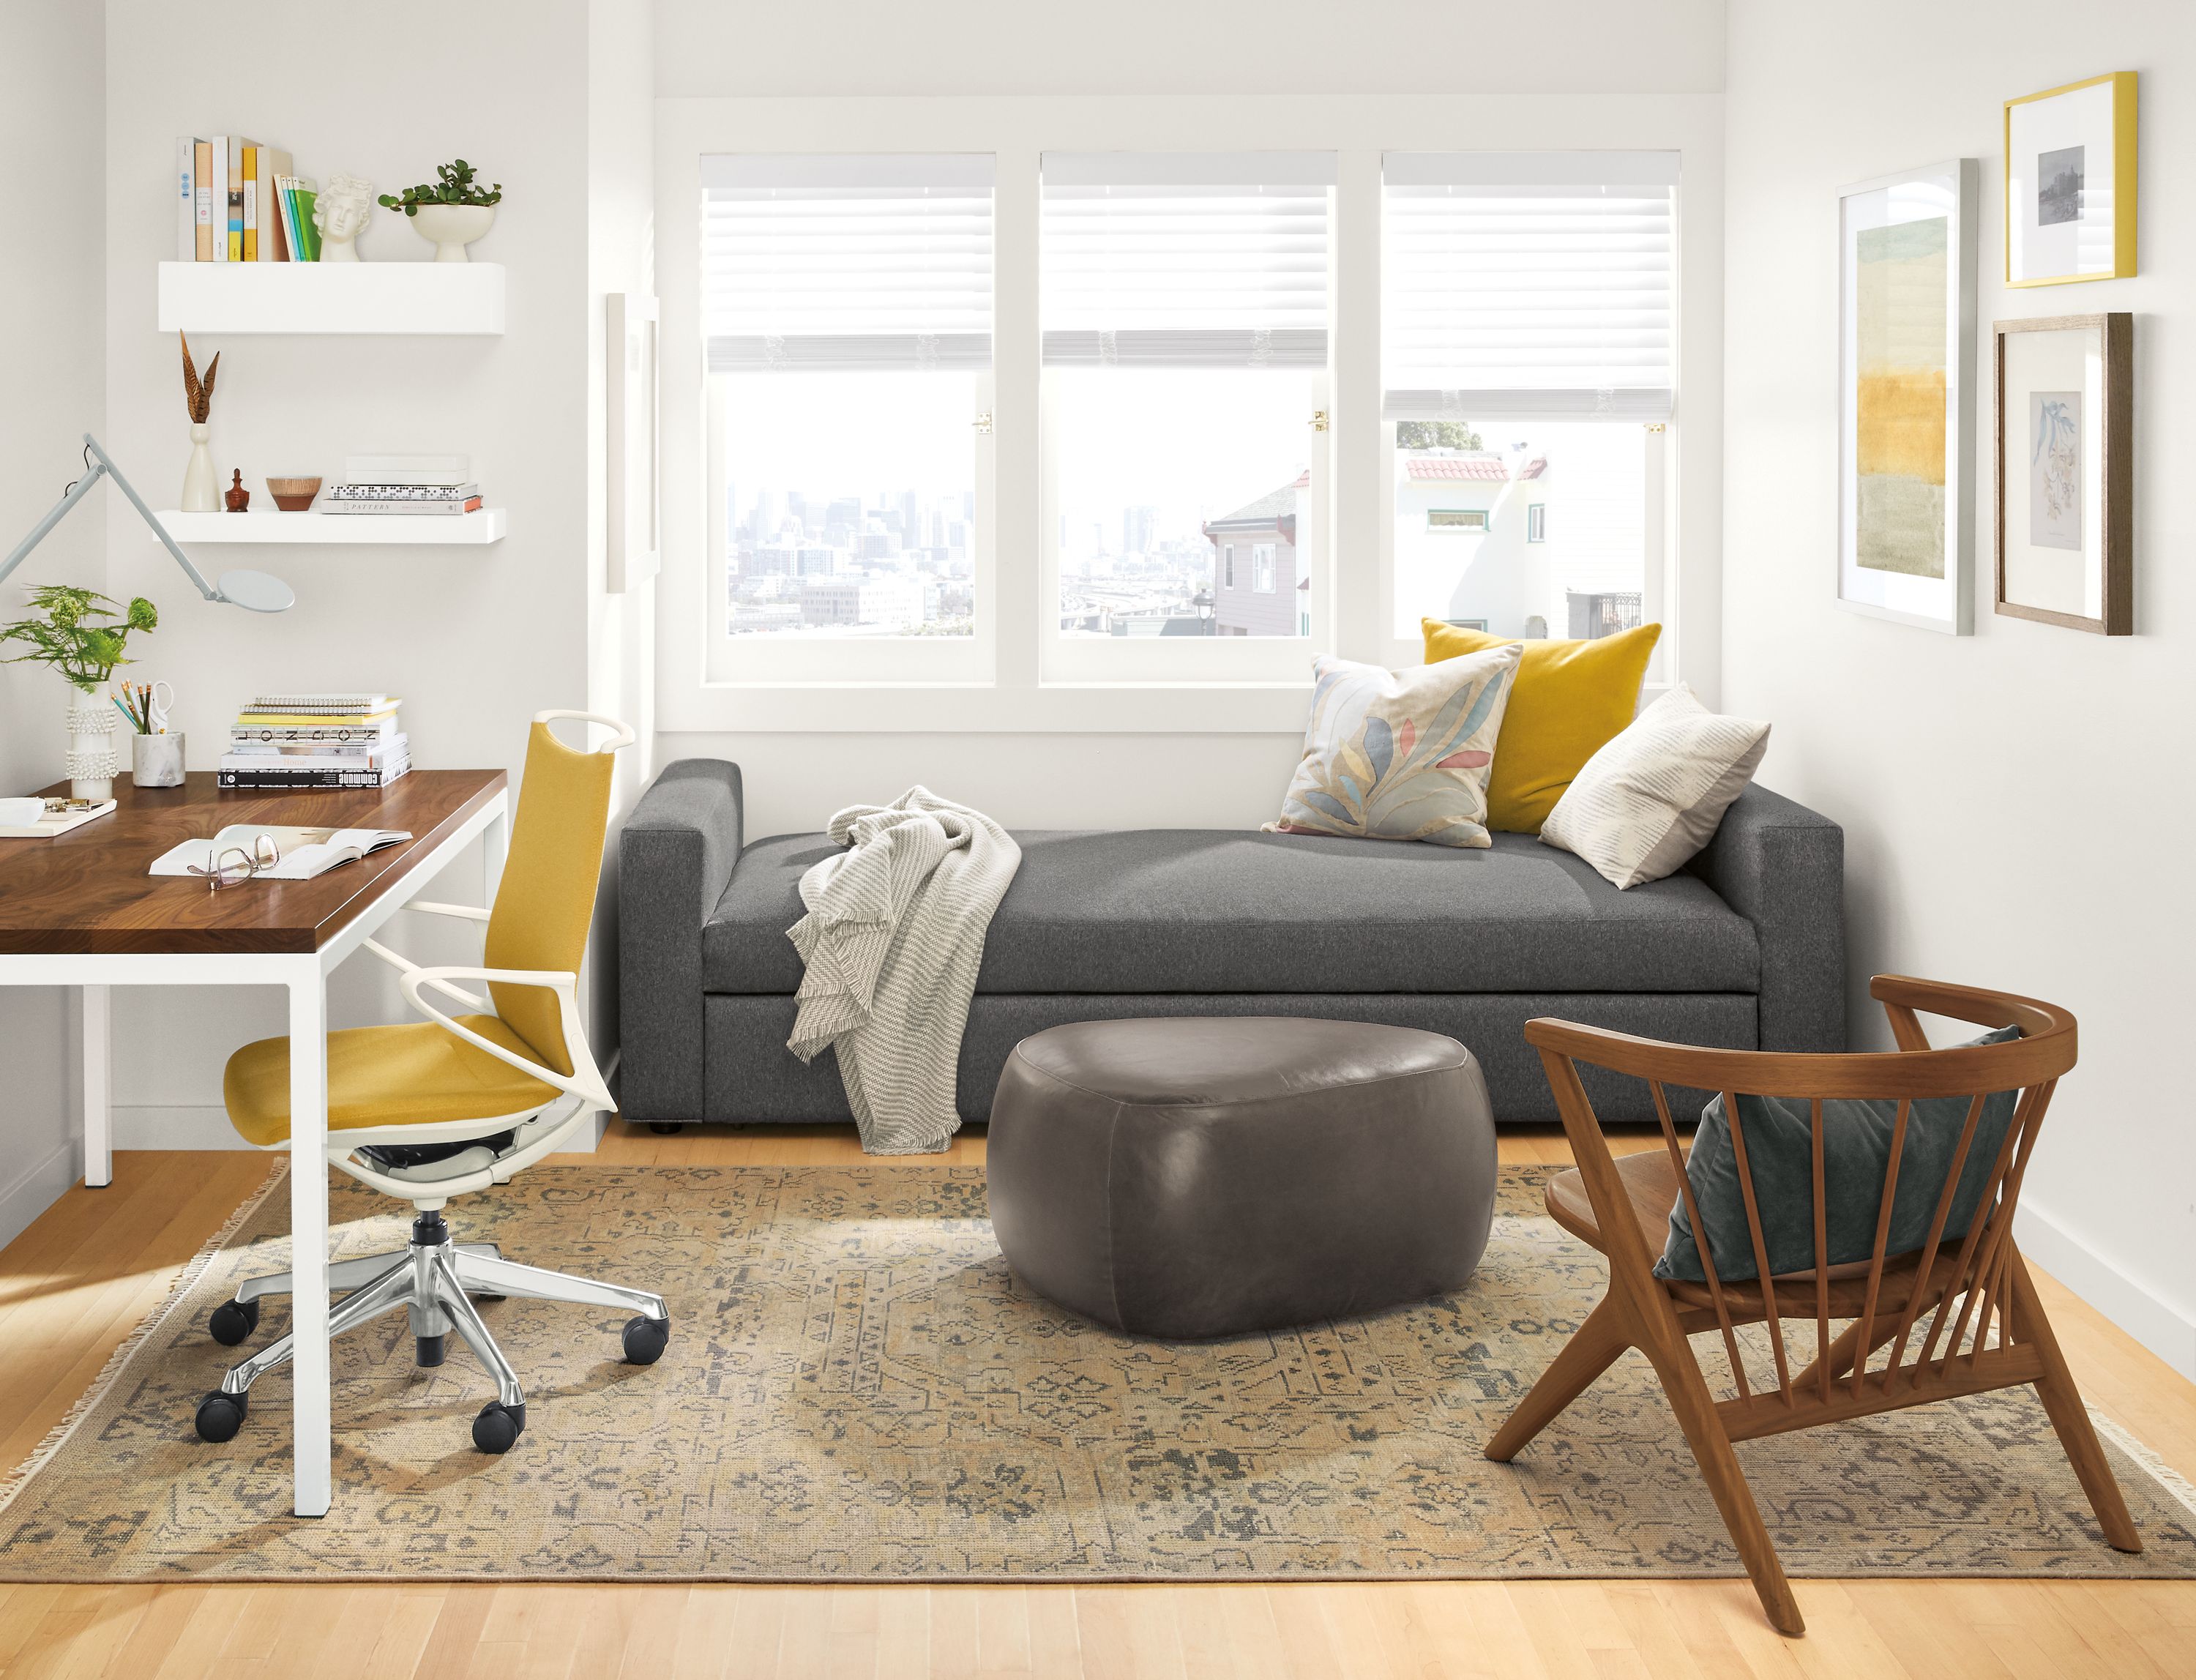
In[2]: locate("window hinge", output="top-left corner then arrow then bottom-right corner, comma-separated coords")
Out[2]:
974,411 -> 994,434
1310,409 -> 1330,433
1644,422 -> 1667,433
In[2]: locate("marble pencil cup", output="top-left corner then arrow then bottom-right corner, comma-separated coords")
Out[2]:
131,732 -> 185,789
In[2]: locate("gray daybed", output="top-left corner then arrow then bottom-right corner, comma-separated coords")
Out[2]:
616,761 -> 1843,1127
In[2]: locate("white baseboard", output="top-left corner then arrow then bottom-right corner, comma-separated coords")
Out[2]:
0,1139 -> 83,1251
110,1105 -> 612,1153
2017,1198 -> 2196,1384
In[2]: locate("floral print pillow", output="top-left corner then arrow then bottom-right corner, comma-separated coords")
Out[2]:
1265,644 -> 1522,848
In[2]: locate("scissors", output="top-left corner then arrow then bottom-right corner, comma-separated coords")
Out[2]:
147,679 -> 176,734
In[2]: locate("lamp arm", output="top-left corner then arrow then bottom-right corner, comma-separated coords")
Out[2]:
82,433 -> 223,602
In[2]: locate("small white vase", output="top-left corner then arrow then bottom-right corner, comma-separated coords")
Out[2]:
64,679 -> 117,801
408,203 -> 496,263
181,422 -> 218,512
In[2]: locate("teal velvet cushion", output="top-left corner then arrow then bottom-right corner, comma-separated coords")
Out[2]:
1655,1026 -> 2022,1283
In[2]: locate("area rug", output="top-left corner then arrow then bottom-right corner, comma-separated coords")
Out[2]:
1,1162 -> 2192,1583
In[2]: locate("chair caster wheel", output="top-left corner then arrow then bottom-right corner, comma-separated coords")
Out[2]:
473,1400 -> 526,1455
649,1123 -> 684,1135
195,1389 -> 248,1443
622,1314 -> 671,1366
209,1298 -> 261,1347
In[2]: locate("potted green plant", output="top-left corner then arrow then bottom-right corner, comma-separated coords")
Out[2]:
378,159 -> 503,262
1,586 -> 157,799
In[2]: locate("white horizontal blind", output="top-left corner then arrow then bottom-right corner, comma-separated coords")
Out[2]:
704,154 -> 993,373
1384,152 -> 1678,421
1042,153 -> 1334,369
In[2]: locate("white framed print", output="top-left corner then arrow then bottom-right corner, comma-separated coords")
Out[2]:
1835,160 -> 1979,635
606,292 -> 661,593
2006,73 -> 2137,287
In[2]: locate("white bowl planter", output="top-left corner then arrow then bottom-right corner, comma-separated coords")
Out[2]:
406,203 -> 496,263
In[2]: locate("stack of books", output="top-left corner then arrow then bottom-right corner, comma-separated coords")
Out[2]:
321,455 -> 485,518
173,138 -> 314,262
220,695 -> 410,790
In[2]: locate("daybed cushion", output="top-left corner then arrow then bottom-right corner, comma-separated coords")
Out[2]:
703,826 -> 1760,998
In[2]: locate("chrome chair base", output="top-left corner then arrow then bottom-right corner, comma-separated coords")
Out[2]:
195,1209 -> 670,1454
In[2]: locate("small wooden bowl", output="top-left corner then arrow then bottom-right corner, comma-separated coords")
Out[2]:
267,476 -> 322,512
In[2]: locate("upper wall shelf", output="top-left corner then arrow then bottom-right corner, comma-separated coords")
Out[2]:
156,261 -> 506,336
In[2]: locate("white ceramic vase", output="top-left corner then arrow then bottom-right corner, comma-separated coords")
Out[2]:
63,678 -> 117,801
181,421 -> 218,512
408,203 -> 496,262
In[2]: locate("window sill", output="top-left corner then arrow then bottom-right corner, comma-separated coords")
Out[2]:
659,681 -> 1316,735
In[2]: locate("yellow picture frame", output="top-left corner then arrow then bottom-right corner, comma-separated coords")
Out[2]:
2004,72 -> 2137,287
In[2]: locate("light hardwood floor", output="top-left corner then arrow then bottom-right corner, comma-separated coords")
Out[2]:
0,1122 -> 2190,1679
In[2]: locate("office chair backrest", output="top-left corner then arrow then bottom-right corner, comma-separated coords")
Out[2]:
482,717 -> 621,1075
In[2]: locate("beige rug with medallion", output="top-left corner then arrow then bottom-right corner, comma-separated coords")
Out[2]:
1,1162 -> 2192,1583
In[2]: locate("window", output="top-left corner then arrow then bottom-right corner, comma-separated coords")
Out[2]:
704,154 -> 993,680
1042,154 -> 1332,668
1383,153 -> 1675,647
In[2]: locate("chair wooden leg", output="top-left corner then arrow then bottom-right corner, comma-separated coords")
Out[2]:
1486,1294 -> 1631,1462
2008,1251 -> 2142,1553
1631,1296 -> 1806,1637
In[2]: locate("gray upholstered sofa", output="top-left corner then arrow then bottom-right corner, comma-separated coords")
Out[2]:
616,761 -> 1843,1127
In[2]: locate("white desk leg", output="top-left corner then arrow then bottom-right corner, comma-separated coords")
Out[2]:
483,795 -> 509,909
287,963 -> 332,1518
81,984 -> 111,1188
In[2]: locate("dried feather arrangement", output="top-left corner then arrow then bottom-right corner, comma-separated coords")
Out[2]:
179,332 -> 220,423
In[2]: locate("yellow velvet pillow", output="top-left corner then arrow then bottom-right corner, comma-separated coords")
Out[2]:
1420,619 -> 1663,833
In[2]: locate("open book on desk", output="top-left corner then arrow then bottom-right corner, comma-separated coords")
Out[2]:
148,824 -> 412,881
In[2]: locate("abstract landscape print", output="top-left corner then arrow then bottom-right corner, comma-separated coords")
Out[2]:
1853,215 -> 1950,577
1268,643 -> 1520,848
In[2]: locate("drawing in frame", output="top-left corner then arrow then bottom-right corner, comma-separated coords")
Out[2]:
2006,72 -> 2137,287
1836,159 -> 1979,635
1994,313 -> 2132,635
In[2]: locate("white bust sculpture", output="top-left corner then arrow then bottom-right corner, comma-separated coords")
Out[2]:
314,174 -> 375,262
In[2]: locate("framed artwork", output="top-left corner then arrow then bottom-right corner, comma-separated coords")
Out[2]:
1836,160 -> 1979,635
606,292 -> 661,593
1993,313 -> 2132,635
2006,72 -> 2137,287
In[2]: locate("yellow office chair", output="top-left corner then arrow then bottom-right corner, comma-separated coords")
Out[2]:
193,710 -> 668,1456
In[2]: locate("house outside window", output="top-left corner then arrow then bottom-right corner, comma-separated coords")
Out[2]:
1252,543 -> 1277,591
1223,544 -> 1236,588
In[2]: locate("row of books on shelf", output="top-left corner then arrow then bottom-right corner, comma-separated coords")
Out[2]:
174,136 -> 321,262
319,456 -> 485,517
218,694 -> 410,789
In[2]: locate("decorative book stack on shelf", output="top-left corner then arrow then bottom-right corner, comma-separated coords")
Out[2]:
323,455 -> 484,518
175,137 -> 304,262
220,693 -> 409,790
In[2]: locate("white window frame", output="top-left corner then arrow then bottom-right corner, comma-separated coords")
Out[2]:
1527,502 -> 1547,543
654,96 -> 1720,733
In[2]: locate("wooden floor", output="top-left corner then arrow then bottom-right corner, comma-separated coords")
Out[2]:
0,1121 -> 2190,1678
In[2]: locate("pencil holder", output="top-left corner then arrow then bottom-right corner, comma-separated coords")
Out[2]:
131,732 -> 186,789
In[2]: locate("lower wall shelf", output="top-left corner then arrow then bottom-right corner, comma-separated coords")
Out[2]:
154,509 -> 507,545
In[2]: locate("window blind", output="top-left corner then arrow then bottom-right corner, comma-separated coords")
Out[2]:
1042,153 -> 1334,370
703,154 -> 993,373
1383,152 -> 1678,422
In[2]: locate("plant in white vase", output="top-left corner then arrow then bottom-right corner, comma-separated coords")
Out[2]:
0,586 -> 158,800
178,332 -> 220,512
379,158 -> 502,261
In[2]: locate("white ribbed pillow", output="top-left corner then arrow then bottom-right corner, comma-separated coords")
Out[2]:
1539,684 -> 1770,889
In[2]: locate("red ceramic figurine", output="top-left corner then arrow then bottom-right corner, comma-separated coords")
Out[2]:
225,469 -> 250,512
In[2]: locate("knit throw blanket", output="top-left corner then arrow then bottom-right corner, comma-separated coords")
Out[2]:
785,788 -> 1022,1154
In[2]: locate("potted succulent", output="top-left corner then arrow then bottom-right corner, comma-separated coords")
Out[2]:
378,159 -> 503,262
1,586 -> 157,799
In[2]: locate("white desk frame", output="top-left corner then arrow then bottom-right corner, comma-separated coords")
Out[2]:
0,788 -> 508,1518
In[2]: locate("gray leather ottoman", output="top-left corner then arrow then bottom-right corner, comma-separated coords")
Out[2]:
986,1017 -> 1497,1339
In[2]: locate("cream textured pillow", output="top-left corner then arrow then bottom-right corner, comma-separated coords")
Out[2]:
1539,684 -> 1770,888
1266,644 -> 1521,848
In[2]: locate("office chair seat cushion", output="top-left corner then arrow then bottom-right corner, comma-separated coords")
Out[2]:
223,1016 -> 561,1147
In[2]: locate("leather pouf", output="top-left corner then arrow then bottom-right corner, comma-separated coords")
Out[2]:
986,1016 -> 1497,1339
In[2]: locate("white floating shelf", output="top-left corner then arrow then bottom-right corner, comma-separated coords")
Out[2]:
157,261 -> 505,335
154,509 -> 507,545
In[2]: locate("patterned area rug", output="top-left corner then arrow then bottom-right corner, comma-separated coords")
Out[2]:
1,1162 -> 2192,1583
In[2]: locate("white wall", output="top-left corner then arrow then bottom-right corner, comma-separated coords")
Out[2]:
0,0 -> 106,1242
652,4 -> 1729,838
1723,1 -> 2196,1375
100,0 -> 595,1143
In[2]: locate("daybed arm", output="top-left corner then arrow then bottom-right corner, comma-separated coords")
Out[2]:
397,964 -> 615,1110
1684,783 -> 1846,1054
618,759 -> 744,1122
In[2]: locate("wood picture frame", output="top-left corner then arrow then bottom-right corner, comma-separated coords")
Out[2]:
1993,313 -> 2132,635
1834,160 -> 1979,635
2005,72 -> 2138,288
606,292 -> 661,593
